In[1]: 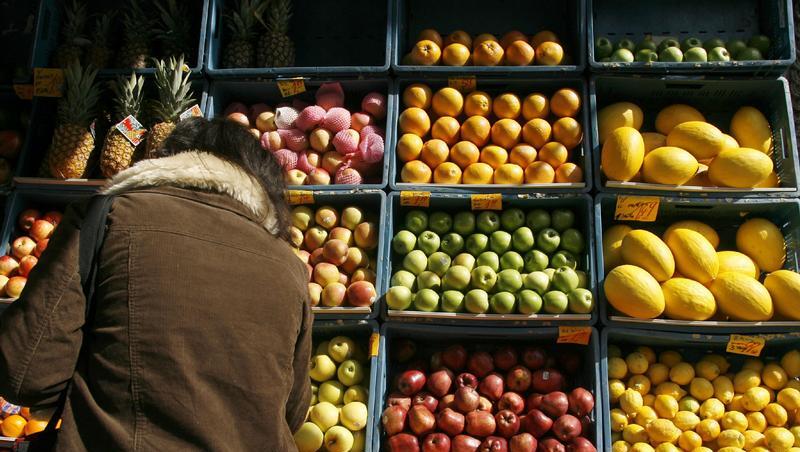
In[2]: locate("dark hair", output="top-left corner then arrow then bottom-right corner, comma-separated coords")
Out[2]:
157,117 -> 292,241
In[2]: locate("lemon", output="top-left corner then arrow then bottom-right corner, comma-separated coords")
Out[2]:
747,411 -> 768,432
781,350 -> 800,378
610,379 -> 627,403
670,362 -> 695,385
674,411 -> 701,431
777,387 -> 800,410
734,369 -> 762,393
636,406 -> 658,426
629,375 -> 652,396
693,360 -> 720,381
696,418 -> 721,441
718,429 -> 746,448
744,430 -> 767,449
648,363 -> 670,385
790,426 -> 800,446
764,402 -> 788,427
627,352 -> 651,375
699,398 -> 725,420
721,411 -> 748,432
612,440 -> 632,452
630,444 -> 654,452
712,375 -> 735,404
689,378 -> 714,401
763,363 -> 789,390
654,444 -> 680,452
678,430 -> 702,450
610,357 -> 629,379
744,358 -> 766,372
621,388 -> 645,414
643,394 -> 655,407
647,419 -> 681,443
679,396 -> 700,413
636,346 -> 657,364
658,351 -> 683,368
728,394 -> 746,412
623,424 -> 649,443
654,394 -> 679,419
611,408 -> 629,432
742,387 -> 771,411
692,447 -> 713,452
704,354 -> 731,374
765,427 -> 795,451
655,382 -> 687,400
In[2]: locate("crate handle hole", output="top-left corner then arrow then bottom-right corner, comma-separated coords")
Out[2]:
665,83 -> 704,90
675,205 -> 714,210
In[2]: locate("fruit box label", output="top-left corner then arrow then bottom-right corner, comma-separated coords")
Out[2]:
471,194 -> 502,211
557,326 -> 591,345
277,78 -> 306,97
727,334 -> 766,357
0,397 -> 20,416
369,332 -> 379,357
400,191 -> 430,207
614,196 -> 660,222
33,68 -> 64,97
287,190 -> 314,205
114,115 -> 147,147
179,104 -> 203,121
448,76 -> 477,93
13,84 -> 33,100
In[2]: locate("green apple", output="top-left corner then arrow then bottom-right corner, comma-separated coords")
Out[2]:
442,265 -> 471,291
496,269 -> 523,293
611,48 -> 634,62
310,355 -> 337,382
708,46 -> 731,62
417,271 -> 441,291
340,401 -> 368,431
324,425 -> 355,452
453,253 -> 476,271
386,286 -> 413,310
343,385 -> 369,404
429,211 -> 453,235
319,380 -> 345,404
391,270 -> 416,289
453,211 -> 476,235
616,38 -> 636,51
476,252 -> 500,272
392,230 -> 417,255
524,249 -> 549,272
295,422 -> 324,452
595,36 -> 613,59
471,265 -> 497,291
635,49 -> 658,62
310,402 -> 339,432
512,226 -> 535,252
748,34 -> 770,55
684,47 -> 708,62
560,228 -> 585,254
500,208 -> 526,231
442,290 -> 465,312
736,47 -> 763,60
518,290 -> 543,314
476,211 -> 501,233
464,289 -> 489,313
500,251 -> 524,272
466,233 -> 489,255
524,271 -> 550,294
660,46 -> 683,62
490,230 -> 512,254
726,39 -> 747,59
526,209 -> 551,232
416,230 -> 441,255
552,267 -> 580,292
316,341 -> 331,356
551,250 -> 577,269
551,209 -> 575,231
414,288 -> 440,312
536,228 -> 561,253
703,37 -> 726,51
490,292 -> 516,314
311,383 -> 319,404
568,288 -> 594,314
427,251 -> 452,276
543,290 -> 569,314
403,249 -> 428,275
543,268 -> 556,281
328,336 -> 356,363
576,270 -> 588,289
404,210 -> 428,234
337,359 -> 364,386
681,37 -> 702,51
636,37 -> 657,52
440,232 -> 465,257
657,37 -> 680,52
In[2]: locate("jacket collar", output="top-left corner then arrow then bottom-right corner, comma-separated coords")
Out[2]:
101,151 -> 279,234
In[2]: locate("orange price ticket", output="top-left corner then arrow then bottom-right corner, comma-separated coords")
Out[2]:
277,78 -> 306,97
471,193 -> 502,211
287,190 -> 314,205
726,334 -> 766,357
33,68 -> 64,97
448,76 -> 476,93
400,191 -> 431,207
557,326 -> 592,345
369,332 -> 380,357
614,196 -> 660,222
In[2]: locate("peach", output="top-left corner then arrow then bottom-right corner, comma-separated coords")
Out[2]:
308,282 -> 323,306
329,227 -> 353,245
351,267 -> 377,284
313,262 -> 340,287
294,249 -> 310,264
17,256 -> 37,277
0,255 -> 19,276
227,112 -> 251,128
290,226 -> 304,248
340,207 -> 364,230
315,206 -> 339,230
30,220 -> 55,242
18,209 -> 40,231
354,222 -> 379,250
309,248 -> 325,266
341,247 -> 368,275
310,128 -> 333,152
321,282 -> 347,307
307,168 -> 331,185
33,239 -> 49,258
284,169 -> 307,186
5,276 -> 26,299
346,281 -> 377,307
304,226 -> 328,251
322,239 -> 349,266
12,236 -> 36,259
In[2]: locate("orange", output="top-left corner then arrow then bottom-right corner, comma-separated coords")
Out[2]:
480,145 -> 509,169
531,30 -> 561,47
19,408 -> 30,420
509,144 -> 538,167
403,83 -> 433,109
445,30 -> 472,49
505,41 -> 535,66
522,93 -> 550,120
432,87 -> 464,117
555,162 -> 583,183
1,415 -> 26,438
464,91 -> 492,117
491,119 -> 522,149
462,162 -> 494,184
397,133 -> 424,162
493,93 -> 522,119
473,40 -> 504,66
23,419 -> 48,436
494,163 -> 525,184
410,40 -> 442,65
460,115 -> 491,147
522,118 -> 552,148
525,161 -> 556,183
431,116 -> 461,145
538,142 -> 569,168
535,41 -> 564,65
442,43 -> 471,66
420,139 -> 451,168
501,30 -> 529,49
552,117 -> 583,150
417,29 -> 443,48
399,107 -> 431,137
434,162 -> 462,184
550,88 -> 581,118
450,141 -> 480,168
401,160 -> 433,183
474,33 -> 499,46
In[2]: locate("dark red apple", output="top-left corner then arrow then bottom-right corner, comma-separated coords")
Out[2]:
423,433 -> 451,452
457,372 -> 480,389
437,408 -> 466,436
526,393 -> 543,411
567,437 -> 596,452
493,346 -> 519,370
521,347 -> 548,370
443,344 -> 468,370
388,393 -> 412,411
430,352 -> 445,370
394,339 -> 417,362
479,436 -> 508,452
407,358 -> 429,373
506,365 -> 532,392
540,392 -> 568,419
382,405 -> 408,436
477,396 -> 493,413
468,351 -> 495,377
538,437 -> 566,452
567,388 -> 594,418
552,415 -> 581,442
398,370 -> 427,396
495,410 -> 521,438
413,391 -> 439,413
531,369 -> 564,393
453,435 -> 482,452
388,433 -> 420,452
409,405 -> 436,436
428,369 -> 453,397
558,351 -> 582,375
520,409 -> 552,438
454,386 -> 480,413
579,416 -> 591,438
498,392 -> 526,415
479,373 -> 505,401
439,394 -> 455,411
466,410 -> 497,437
510,433 -> 537,452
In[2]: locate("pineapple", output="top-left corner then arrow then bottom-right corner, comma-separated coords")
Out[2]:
223,0 -> 268,68
85,12 -> 115,69
45,63 -> 100,179
100,73 -> 145,178
117,0 -> 153,69
257,0 -> 295,67
145,56 -> 194,158
156,0 -> 191,60
54,0 -> 88,68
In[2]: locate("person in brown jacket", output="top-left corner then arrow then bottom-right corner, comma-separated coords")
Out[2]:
0,118 -> 312,451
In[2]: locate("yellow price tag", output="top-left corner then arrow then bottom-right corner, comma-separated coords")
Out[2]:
287,190 -> 314,205
448,76 -> 476,93
369,332 -> 380,357
727,334 -> 766,357
277,78 -> 306,97
557,326 -> 592,345
13,84 -> 33,100
471,194 -> 502,211
33,68 -> 64,97
614,196 -> 660,222
400,191 -> 430,207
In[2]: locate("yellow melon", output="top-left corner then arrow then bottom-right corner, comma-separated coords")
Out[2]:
708,148 -> 773,188
642,147 -> 699,185
661,278 -> 717,321
602,127 -> 645,182
655,104 -> 706,135
730,106 -> 772,154
764,270 -> 800,320
666,121 -> 729,160
717,251 -> 760,279
598,102 -> 644,144
736,218 -> 786,272
710,272 -> 774,321
605,265 -> 666,319
621,229 -> 676,282
603,224 -> 633,272
664,229 -> 718,285
663,220 -> 720,249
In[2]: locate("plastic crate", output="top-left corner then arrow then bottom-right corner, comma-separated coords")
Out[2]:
15,80 -> 207,188
392,0 -> 585,75
600,327 -> 800,451
292,190 -> 386,320
0,90 -> 32,191
205,0 -> 391,77
31,0 -> 209,76
381,191 -> 597,326
206,79 -> 393,191
588,0 -> 796,74
0,1 -> 40,85
373,323 -> 603,451
590,76 -> 799,197
312,319 -> 380,452
595,193 -> 800,332
389,77 -> 592,193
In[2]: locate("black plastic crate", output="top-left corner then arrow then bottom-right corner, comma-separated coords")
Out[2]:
0,1 -> 41,85
0,90 -> 31,190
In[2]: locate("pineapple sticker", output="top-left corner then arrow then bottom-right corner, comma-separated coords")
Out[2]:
117,0 -> 153,69
85,12 -> 115,69
257,0 -> 295,67
156,0 -> 192,60
54,0 -> 88,68
145,56 -> 195,158
100,73 -> 145,178
224,0 -> 268,68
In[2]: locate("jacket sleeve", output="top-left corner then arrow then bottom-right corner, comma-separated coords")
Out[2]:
285,294 -> 312,433
0,202 -> 87,408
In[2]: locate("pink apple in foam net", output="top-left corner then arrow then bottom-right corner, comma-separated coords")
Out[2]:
0,255 -> 19,276
297,152 -> 319,174
17,209 -> 40,231
284,169 -> 307,186
346,281 -> 376,307
17,255 -> 37,277
12,236 -> 36,259
362,92 -> 387,119
322,151 -> 345,174
313,262 -> 340,286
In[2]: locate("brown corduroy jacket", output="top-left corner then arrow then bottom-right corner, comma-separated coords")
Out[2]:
0,152 -> 311,451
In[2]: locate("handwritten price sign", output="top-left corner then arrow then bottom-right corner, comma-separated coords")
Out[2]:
727,334 -> 766,357
471,194 -> 502,211
114,115 -> 147,146
34,68 -> 64,97
400,191 -> 431,207
614,196 -> 660,222
287,190 -> 314,205
13,84 -> 33,100
278,78 -> 306,97
557,326 -> 592,345
448,76 -> 476,93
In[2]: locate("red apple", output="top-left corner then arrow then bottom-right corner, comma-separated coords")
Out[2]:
439,394 -> 455,412
387,393 -> 412,411
322,239 -> 349,265
5,276 -> 26,298
398,370 -> 427,396
477,396 -> 493,413
12,236 -> 36,259
479,436 -> 508,452
249,103 -> 271,122
329,227 -> 354,247
506,365 -> 532,392
224,102 -> 249,117
427,369 -> 453,397
522,347 -> 548,370
493,347 -> 519,371
510,433 -> 537,452
567,437 -> 596,452
538,438 -> 566,452
468,351 -> 495,377
466,410 -> 497,437
479,373 -> 504,401
540,392 -> 569,419
0,255 -> 19,276
437,408 -> 465,436
29,219 -> 54,242
393,339 -> 417,363
520,409 -> 552,438
442,344 -> 468,370
309,248 -> 325,265
558,351 -> 582,375
498,392 -> 526,415
430,352 -> 445,371
452,435 -> 482,452
17,255 -> 37,277
552,415 -> 581,443
41,211 -> 63,226
382,405 -> 408,436
579,416 -> 591,438
346,281 -> 377,307
423,433 -> 451,452
454,386 -> 480,413
456,372 -> 479,389
407,359 -> 429,373
413,391 -> 439,413
17,209 -> 40,231
409,405 -> 436,436
312,262 -> 339,286
532,369 -> 564,393
388,433 -> 420,452
526,393 -> 543,412
33,238 -> 48,258
321,282 -> 346,306
496,410 -> 521,438
567,388 -> 594,418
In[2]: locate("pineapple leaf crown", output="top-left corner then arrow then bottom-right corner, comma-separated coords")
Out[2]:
122,0 -> 153,39
60,0 -> 88,43
109,72 -> 145,121
149,55 -> 194,123
57,62 -> 100,127
259,0 -> 291,34
91,11 -> 115,42
155,0 -> 191,46
226,0 -> 269,40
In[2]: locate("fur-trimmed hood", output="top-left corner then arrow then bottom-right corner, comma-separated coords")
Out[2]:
102,152 -> 279,234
